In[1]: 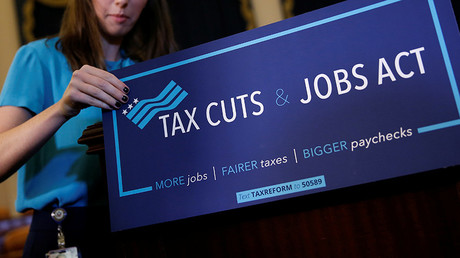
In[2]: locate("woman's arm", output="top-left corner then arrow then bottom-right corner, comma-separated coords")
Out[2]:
0,65 -> 129,182
0,104 -> 66,181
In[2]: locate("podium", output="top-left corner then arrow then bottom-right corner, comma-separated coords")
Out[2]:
79,123 -> 460,257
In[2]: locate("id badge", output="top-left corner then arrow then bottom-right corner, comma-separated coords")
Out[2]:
45,246 -> 80,258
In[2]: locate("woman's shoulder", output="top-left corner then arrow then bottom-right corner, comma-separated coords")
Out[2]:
17,37 -> 63,59
14,37 -> 68,70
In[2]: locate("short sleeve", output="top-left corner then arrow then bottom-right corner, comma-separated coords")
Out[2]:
0,44 -> 47,115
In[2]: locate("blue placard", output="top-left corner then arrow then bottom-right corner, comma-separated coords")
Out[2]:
103,0 -> 460,231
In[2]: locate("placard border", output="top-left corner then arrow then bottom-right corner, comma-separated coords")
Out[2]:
109,0 -> 460,197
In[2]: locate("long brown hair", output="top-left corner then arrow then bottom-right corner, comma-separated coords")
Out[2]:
58,0 -> 177,71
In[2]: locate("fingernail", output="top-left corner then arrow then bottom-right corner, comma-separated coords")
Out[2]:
115,101 -> 121,108
122,95 -> 128,102
123,87 -> 129,93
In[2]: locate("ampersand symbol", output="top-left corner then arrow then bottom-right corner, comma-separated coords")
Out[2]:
276,89 -> 290,106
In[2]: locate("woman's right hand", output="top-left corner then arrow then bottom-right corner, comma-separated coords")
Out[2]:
58,65 -> 130,119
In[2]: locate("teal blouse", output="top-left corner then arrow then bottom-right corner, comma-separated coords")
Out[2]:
0,37 -> 134,211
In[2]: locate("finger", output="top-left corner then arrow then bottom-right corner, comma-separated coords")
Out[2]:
72,67 -> 129,107
69,88 -> 113,110
77,80 -> 124,109
80,65 -> 129,94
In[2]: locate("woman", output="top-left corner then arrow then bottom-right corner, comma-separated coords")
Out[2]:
0,0 -> 176,256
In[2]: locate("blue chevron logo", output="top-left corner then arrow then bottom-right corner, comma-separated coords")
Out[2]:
123,80 -> 188,129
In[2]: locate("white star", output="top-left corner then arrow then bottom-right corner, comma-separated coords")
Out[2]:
122,109 -> 128,115
133,98 -> 139,104
128,104 -> 133,110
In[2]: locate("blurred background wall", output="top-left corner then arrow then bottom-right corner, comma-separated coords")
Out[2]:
0,0 -> 20,218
